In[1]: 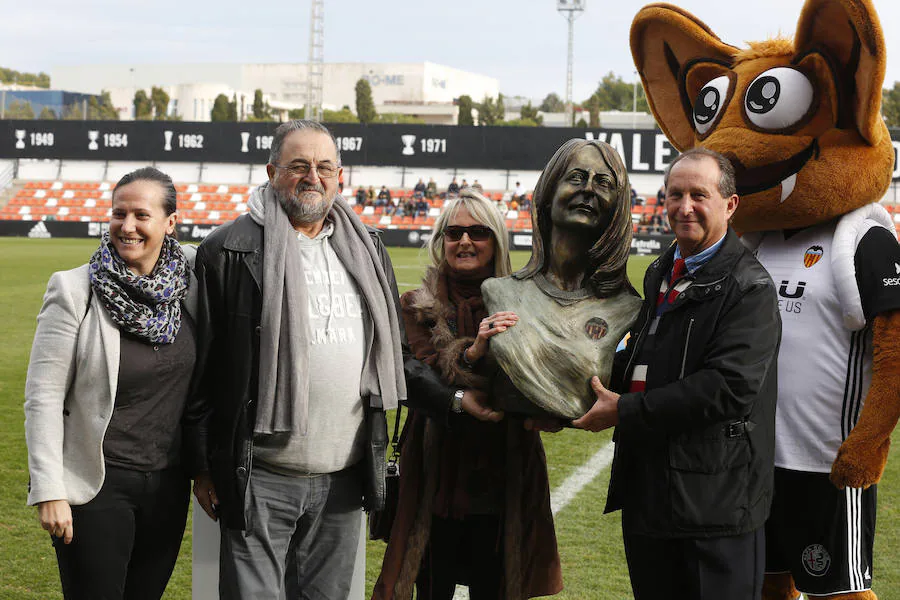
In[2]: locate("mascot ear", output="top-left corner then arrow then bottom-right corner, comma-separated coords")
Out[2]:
630,3 -> 737,151
794,0 -> 887,145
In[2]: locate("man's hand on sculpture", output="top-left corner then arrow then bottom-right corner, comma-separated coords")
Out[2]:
466,311 -> 519,363
462,388 -> 505,422
572,376 -> 619,432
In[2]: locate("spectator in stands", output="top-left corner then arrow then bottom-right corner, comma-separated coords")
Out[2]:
472,180 -> 484,193
377,185 -> 392,208
355,186 -> 367,206
514,181 -> 525,202
509,196 -> 520,211
372,190 -> 562,600
413,178 -> 427,199
25,166 -> 198,599
426,177 -> 437,200
415,196 -> 429,217
460,179 -> 469,190
367,185 -> 376,204
657,184 -> 665,205
189,120 -> 405,599
447,177 -> 460,197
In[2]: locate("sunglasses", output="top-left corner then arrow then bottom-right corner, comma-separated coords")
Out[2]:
443,225 -> 493,242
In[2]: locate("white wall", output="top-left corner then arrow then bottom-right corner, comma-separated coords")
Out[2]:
17,159 -> 60,180
58,161 -> 106,181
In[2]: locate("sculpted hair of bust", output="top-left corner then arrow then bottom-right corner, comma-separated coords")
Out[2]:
515,139 -> 635,299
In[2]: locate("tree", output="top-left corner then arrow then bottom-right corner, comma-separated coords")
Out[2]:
150,86 -> 170,119
210,94 -> 233,121
288,108 -> 305,120
0,67 -> 50,88
589,72 -> 649,112
228,94 -> 239,121
539,92 -> 565,113
496,118 -> 540,127
374,113 -> 425,124
5,100 -> 35,119
62,103 -> 83,120
323,107 -> 359,123
519,102 -> 543,126
355,78 -> 377,123
133,90 -> 152,119
477,94 -> 505,126
457,95 -> 475,126
584,94 -> 601,127
575,117 -> 588,128
38,106 -> 57,119
88,90 -> 119,120
252,89 -> 272,120
882,82 -> 900,127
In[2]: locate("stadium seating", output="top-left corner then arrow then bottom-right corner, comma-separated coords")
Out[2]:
0,182 -> 536,231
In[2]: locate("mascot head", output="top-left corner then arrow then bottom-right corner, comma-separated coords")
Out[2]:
631,0 -> 894,233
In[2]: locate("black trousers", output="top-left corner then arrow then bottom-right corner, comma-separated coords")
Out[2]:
53,465 -> 190,600
623,520 -> 765,600
415,515 -> 503,600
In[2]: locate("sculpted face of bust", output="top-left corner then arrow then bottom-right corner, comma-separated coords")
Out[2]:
549,145 -> 616,237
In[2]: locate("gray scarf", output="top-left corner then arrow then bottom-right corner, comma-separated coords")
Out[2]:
248,182 -> 406,435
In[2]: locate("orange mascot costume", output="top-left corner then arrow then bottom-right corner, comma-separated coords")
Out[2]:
630,1 -> 900,598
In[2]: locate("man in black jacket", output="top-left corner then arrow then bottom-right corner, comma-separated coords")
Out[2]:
574,147 -> 781,599
186,120 -> 406,599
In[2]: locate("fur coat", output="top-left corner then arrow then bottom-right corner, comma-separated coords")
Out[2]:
372,268 -> 563,600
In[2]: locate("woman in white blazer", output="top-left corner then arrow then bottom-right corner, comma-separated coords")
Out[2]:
25,167 -> 199,600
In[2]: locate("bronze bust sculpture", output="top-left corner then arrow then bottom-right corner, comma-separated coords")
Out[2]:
482,139 -> 642,418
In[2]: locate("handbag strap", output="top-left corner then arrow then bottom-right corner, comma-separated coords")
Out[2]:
388,405 -> 402,463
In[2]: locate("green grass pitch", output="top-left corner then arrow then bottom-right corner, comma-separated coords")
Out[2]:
1,238 -> 898,599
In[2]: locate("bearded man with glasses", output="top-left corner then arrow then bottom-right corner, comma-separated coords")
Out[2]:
187,120 -> 407,599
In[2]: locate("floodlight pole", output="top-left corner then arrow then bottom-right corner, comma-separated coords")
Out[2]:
306,0 -> 325,122
558,0 -> 585,127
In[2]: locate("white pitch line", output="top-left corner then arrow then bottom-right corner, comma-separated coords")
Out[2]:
452,441 -> 615,600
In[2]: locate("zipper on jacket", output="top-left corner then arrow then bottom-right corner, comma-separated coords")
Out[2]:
623,303 -> 654,385
680,318 -> 694,379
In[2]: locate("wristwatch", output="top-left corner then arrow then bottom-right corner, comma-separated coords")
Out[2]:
450,389 -> 465,414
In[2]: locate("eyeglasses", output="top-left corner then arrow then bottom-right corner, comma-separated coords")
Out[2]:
443,225 -> 493,241
273,162 -> 339,179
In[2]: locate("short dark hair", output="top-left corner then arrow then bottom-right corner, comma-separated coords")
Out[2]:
268,119 -> 342,165
113,166 -> 177,215
663,147 -> 737,198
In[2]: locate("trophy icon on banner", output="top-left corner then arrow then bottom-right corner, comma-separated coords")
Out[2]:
241,132 -> 250,153
15,130 -> 26,150
401,135 -> 416,156
88,131 -> 99,151
163,131 -> 173,151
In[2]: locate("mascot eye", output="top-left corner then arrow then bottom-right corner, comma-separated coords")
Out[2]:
693,76 -> 730,135
744,67 -> 814,130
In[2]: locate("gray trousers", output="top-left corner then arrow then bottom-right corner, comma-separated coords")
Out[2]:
219,465 -> 363,600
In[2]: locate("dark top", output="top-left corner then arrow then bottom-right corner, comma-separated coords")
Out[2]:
104,314 -> 196,471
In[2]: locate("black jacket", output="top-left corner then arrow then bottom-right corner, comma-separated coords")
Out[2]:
605,229 -> 781,538
183,214 -> 401,530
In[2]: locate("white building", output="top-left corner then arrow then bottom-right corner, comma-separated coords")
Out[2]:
52,62 -> 500,124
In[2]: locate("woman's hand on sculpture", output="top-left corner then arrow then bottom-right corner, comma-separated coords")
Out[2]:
467,311 -> 519,363
38,499 -> 73,544
462,389 -> 505,422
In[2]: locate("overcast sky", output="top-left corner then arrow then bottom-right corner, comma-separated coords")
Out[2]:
4,0 -> 900,103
